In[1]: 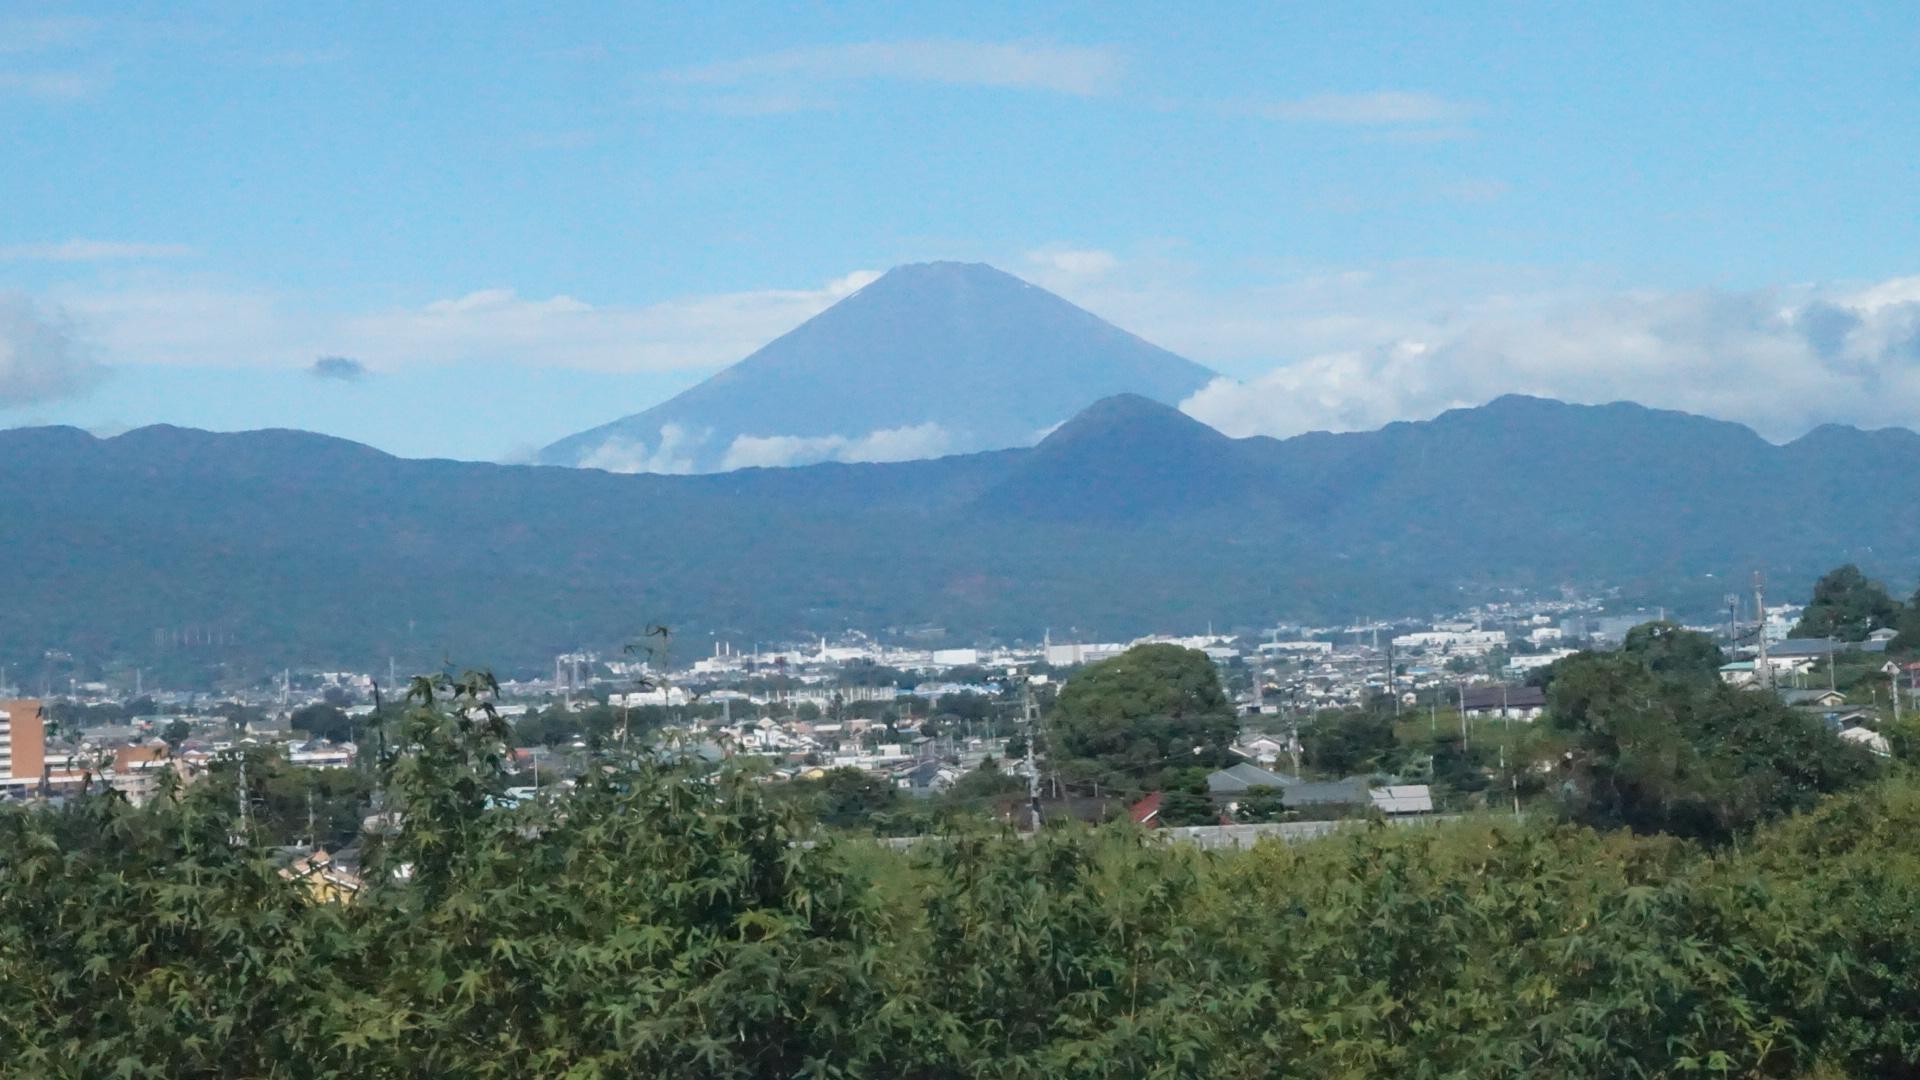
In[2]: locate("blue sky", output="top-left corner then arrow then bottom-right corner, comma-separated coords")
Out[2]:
4,2 -> 1920,460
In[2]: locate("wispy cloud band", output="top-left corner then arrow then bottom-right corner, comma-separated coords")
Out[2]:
1251,90 -> 1475,125
0,69 -> 105,100
663,39 -> 1125,98
0,15 -> 99,54
0,239 -> 194,262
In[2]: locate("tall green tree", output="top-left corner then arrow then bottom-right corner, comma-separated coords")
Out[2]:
290,702 -> 354,743
1048,644 -> 1237,792
1892,584 -> 1920,654
1545,650 -> 1878,841
1791,563 -> 1902,641
1302,708 -> 1399,776
1618,619 -> 1726,680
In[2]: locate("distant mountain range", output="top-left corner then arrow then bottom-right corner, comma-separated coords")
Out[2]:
537,261 -> 1218,472
5,394 -> 1918,677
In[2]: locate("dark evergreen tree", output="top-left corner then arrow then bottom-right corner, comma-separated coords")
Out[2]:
1048,644 -> 1238,792
1791,564 -> 1902,641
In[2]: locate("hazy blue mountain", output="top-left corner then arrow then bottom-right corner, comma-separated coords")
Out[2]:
6,394 -> 1920,677
537,262 -> 1218,472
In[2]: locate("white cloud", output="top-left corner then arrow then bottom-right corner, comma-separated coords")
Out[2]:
567,419 -> 954,474
52,283 -> 291,366
32,252 -> 1920,456
576,423 -> 712,474
254,47 -> 348,69
1845,275 -> 1920,314
663,39 -> 1125,98
0,69 -> 105,100
0,293 -> 103,407
1253,90 -> 1475,125
1435,178 -> 1511,204
1033,255 -> 1584,367
52,269 -> 883,374
1178,275 -> 1920,443
719,422 -> 954,470
843,422 -> 955,462
0,15 -> 107,101
342,273 -> 881,373
516,129 -> 602,151
1023,247 -> 1121,282
0,16 -> 99,53
675,89 -> 839,117
0,239 -> 194,262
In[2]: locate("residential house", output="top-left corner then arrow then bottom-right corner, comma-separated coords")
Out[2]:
1280,777 -> 1371,808
1129,791 -> 1163,826
1460,685 -> 1547,721
1369,785 -> 1434,815
1231,734 -> 1291,765
1206,762 -> 1293,794
278,848 -> 365,904
1839,726 -> 1893,757
1780,688 -> 1847,709
893,759 -> 961,798
1766,638 -> 1843,662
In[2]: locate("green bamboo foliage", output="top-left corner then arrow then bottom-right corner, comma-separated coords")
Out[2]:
3,668 -> 1920,1076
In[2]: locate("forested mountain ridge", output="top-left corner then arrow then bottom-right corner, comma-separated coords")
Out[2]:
5,394 -> 1919,672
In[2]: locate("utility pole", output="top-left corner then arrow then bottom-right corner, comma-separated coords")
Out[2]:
1753,573 -> 1771,690
1508,745 -> 1521,815
1385,639 -> 1398,716
1501,685 -> 1521,814
1458,681 -> 1469,751
1022,679 -> 1041,831
233,754 -> 250,846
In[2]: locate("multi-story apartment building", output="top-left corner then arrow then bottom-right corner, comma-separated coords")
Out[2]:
0,699 -> 47,797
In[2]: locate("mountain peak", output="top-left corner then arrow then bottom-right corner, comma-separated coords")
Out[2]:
1038,393 -> 1231,452
873,260 -> 1006,280
831,260 -> 1049,312
983,394 -> 1251,519
538,263 -> 1216,473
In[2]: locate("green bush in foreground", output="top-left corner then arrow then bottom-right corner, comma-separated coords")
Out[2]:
2,670 -> 1919,1077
